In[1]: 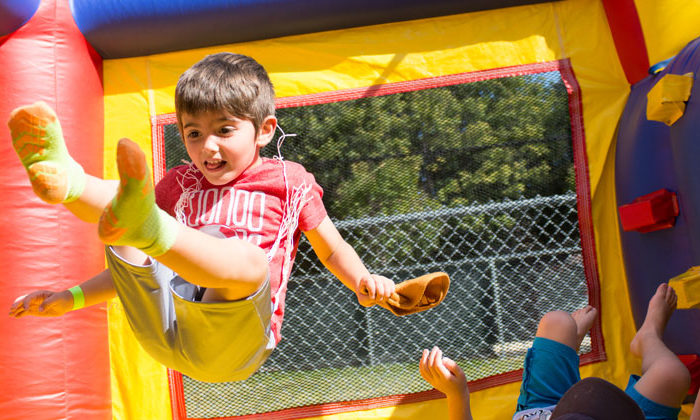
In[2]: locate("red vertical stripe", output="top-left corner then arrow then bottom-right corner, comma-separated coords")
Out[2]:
602,0 -> 650,85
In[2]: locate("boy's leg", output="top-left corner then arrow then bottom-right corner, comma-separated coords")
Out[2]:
517,306 -> 598,410
98,138 -> 268,301
628,283 -> 690,410
8,102 -> 117,222
516,306 -> 598,411
536,305 -> 597,352
64,176 -> 119,223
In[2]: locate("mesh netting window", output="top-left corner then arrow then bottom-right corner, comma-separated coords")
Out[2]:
152,60 -> 602,419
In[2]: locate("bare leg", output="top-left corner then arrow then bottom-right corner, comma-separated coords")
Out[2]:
536,305 -> 597,352
99,138 -> 268,301
64,175 -> 118,223
629,283 -> 690,408
691,386 -> 700,420
571,305 -> 598,352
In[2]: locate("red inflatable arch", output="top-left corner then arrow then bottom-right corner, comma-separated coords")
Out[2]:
0,0 -> 109,417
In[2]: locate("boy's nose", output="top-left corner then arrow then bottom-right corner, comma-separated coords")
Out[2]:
202,135 -> 220,152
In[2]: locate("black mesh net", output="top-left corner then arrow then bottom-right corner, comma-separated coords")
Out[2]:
157,69 -> 595,418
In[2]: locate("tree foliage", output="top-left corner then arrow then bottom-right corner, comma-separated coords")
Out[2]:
270,71 -> 574,221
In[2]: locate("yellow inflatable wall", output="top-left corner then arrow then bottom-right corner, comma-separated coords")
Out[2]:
102,0 -> 700,418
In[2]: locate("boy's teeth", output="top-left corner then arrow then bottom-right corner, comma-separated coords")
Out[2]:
205,160 -> 225,170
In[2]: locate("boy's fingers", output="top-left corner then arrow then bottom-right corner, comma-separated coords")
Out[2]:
380,277 -> 394,299
420,349 -> 435,383
10,294 -> 27,308
9,293 -> 48,317
442,357 -> 463,379
9,301 -> 21,312
442,356 -> 457,371
374,280 -> 385,301
433,349 -> 452,377
428,346 -> 441,372
420,348 -> 428,365
361,279 -> 375,299
429,347 -> 456,380
8,295 -> 28,316
419,349 -> 428,371
10,303 -> 27,318
426,347 -> 435,366
386,278 -> 396,296
436,363 -> 451,379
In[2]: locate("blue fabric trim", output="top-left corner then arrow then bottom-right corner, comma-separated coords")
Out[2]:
648,57 -> 675,74
69,0 -> 556,58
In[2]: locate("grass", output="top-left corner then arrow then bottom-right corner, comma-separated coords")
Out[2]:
182,355 -> 526,417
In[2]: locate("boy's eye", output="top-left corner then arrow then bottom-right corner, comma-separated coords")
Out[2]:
219,126 -> 235,135
186,131 -> 200,140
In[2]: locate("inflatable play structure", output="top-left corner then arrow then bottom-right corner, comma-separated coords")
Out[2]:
1,0 -> 700,419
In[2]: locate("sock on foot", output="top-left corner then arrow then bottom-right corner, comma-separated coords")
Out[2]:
7,102 -> 86,203
98,138 -> 178,257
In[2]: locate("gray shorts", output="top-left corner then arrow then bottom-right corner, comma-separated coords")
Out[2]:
106,246 -> 275,383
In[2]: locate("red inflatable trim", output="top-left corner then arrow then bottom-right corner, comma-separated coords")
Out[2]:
159,59 -> 605,420
602,0 -> 650,85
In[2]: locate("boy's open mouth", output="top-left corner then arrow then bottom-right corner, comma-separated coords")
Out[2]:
204,160 -> 226,171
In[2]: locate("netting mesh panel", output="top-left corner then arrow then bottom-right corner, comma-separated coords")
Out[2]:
159,70 -> 592,418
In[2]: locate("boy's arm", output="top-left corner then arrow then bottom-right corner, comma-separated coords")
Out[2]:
9,269 -> 116,318
304,216 -> 395,307
420,347 -> 473,420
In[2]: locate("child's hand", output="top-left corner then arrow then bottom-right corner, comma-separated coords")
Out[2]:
357,274 -> 395,307
9,290 -> 74,318
420,346 -> 469,399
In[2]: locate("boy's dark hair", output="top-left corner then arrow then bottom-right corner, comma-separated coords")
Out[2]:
551,377 -> 644,420
175,52 -> 275,134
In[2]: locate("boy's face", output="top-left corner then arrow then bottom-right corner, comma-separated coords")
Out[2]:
180,110 -> 275,185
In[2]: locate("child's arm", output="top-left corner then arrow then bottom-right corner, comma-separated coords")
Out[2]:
691,386 -> 700,420
9,269 -> 116,318
304,216 -> 395,307
420,347 -> 473,420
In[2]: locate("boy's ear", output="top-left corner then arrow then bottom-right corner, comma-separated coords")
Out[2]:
256,116 -> 277,147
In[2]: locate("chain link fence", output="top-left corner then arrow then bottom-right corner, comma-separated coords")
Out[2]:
181,193 -> 589,417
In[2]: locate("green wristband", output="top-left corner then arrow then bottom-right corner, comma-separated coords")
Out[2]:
68,285 -> 85,310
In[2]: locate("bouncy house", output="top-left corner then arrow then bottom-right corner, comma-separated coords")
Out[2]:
1,0 -> 699,419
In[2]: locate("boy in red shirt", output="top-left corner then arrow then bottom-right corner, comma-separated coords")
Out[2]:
8,53 -> 396,382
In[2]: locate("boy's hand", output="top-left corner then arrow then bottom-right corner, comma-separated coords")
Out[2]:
357,274 -> 395,307
9,290 -> 74,318
420,346 -> 469,399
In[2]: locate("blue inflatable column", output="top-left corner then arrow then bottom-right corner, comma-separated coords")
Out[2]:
615,38 -> 700,356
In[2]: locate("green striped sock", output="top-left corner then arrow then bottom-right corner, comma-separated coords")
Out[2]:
98,138 -> 178,257
8,102 -> 86,203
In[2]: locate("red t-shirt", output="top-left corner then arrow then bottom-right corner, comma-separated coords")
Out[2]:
155,157 -> 327,344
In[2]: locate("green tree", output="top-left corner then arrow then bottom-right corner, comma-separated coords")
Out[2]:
271,71 -> 573,220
